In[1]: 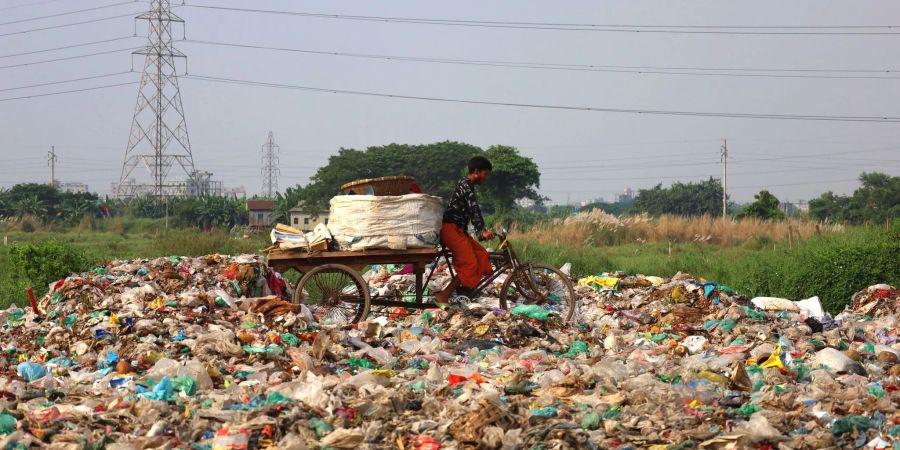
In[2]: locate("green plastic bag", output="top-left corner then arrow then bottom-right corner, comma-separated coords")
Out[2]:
718,318 -> 737,332
603,406 -> 622,419
172,376 -> 197,396
831,415 -> 872,435
348,357 -> 377,370
309,417 -> 333,438
730,403 -> 763,417
742,306 -> 766,321
0,412 -> 16,435
868,385 -> 886,398
242,345 -> 283,356
265,391 -> 291,405
581,411 -> 600,430
564,340 -> 589,357
511,304 -> 549,321
280,333 -> 300,347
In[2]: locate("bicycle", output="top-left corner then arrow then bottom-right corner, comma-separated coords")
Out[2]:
429,229 -> 577,322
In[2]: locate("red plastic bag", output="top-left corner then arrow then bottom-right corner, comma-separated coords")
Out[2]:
411,435 -> 440,450
223,264 -> 238,280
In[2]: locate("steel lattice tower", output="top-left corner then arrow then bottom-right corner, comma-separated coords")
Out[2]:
117,0 -> 195,199
261,131 -> 280,198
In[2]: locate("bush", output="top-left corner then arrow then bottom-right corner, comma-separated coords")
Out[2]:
738,225 -> 899,313
8,240 -> 89,294
20,219 -> 35,233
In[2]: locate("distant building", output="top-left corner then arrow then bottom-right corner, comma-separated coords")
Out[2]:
57,182 -> 89,194
779,200 -> 809,217
615,188 -> 634,204
247,200 -> 274,230
289,207 -> 329,232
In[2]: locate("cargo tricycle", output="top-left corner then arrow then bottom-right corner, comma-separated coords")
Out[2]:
267,230 -> 576,324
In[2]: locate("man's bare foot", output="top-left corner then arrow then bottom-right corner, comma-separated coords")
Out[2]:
435,279 -> 460,307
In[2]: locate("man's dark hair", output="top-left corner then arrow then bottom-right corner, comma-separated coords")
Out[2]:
467,156 -> 493,173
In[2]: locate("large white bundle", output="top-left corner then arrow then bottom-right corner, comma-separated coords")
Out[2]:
329,194 -> 443,251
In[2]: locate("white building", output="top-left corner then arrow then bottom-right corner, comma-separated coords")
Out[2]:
289,207 -> 329,232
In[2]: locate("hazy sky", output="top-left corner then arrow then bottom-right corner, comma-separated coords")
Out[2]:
2,0 -> 899,204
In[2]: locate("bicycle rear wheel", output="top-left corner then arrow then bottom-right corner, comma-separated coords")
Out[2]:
499,264 -> 576,323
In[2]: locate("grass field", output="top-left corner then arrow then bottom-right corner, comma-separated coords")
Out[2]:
1,216 -> 896,313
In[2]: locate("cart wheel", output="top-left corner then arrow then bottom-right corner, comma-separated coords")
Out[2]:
499,264 -> 576,323
293,264 -> 370,325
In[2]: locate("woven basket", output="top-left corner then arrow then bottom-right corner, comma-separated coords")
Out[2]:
340,176 -> 417,196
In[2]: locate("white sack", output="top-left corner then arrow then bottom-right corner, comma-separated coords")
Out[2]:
329,194 -> 443,251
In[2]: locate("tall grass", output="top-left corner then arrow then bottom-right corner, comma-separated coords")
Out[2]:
514,210 -> 843,247
512,223 -> 897,313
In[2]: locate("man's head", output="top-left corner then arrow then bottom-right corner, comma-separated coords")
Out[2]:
467,156 -> 493,184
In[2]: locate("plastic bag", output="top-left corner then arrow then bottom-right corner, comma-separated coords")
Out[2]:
511,304 -> 549,321
16,362 -> 47,382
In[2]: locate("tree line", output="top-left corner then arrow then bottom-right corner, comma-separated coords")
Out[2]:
2,142 -> 894,231
0,183 -> 248,231
580,172 -> 898,223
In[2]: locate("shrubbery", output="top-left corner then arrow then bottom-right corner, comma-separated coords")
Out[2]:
8,240 -> 89,293
740,222 -> 900,313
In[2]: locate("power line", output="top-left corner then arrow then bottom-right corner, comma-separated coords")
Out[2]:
185,39 -> 900,80
0,36 -> 136,59
0,0 -> 137,26
0,80 -> 138,103
0,47 -> 138,69
0,0 -> 69,12
0,12 -> 139,38
0,72 -> 133,93
185,5 -> 900,36
729,179 -> 862,189
183,73 -> 900,123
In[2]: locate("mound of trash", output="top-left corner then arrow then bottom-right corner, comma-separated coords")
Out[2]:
0,255 -> 897,449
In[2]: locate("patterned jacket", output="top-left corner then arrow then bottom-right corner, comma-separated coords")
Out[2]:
442,178 -> 485,233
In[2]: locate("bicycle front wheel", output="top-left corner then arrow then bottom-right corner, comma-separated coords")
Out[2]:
499,264 -> 576,323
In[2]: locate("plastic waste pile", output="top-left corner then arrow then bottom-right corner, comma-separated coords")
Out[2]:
0,256 -> 897,449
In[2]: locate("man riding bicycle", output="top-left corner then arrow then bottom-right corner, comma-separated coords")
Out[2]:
434,156 -> 495,306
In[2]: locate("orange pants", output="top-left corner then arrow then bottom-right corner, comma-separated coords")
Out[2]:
441,223 -> 492,289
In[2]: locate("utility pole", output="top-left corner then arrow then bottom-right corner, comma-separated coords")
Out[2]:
720,139 -> 728,219
260,131 -> 280,198
117,0 -> 195,200
47,146 -> 57,187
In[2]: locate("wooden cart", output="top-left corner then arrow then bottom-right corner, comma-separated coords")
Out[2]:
266,247 -> 441,324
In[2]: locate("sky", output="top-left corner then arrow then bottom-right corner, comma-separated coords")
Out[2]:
1,0 -> 899,205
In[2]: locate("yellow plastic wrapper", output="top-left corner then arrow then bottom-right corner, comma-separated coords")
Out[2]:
760,345 -> 785,370
578,276 -> 620,290
371,369 -> 395,378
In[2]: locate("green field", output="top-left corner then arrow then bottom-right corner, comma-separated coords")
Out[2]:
1,218 -> 897,313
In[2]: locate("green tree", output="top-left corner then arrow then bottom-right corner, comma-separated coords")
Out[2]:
271,185 -> 306,225
633,178 -> 726,217
478,145 -> 543,214
297,141 -> 541,213
736,190 -> 786,220
808,191 -> 850,222
808,172 -> 900,224
14,194 -> 48,218
191,196 -> 247,230
0,188 -> 9,217
57,196 -> 95,225
4,183 -> 58,220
